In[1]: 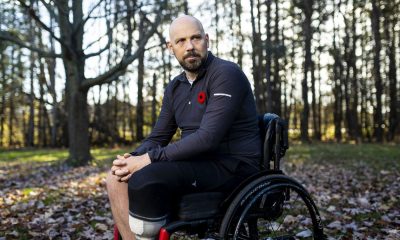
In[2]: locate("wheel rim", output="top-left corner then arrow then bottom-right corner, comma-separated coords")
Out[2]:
229,183 -> 321,240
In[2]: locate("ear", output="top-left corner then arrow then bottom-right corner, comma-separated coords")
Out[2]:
205,34 -> 209,48
166,41 -> 174,55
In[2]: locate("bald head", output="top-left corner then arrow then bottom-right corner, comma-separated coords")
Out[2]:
169,15 -> 205,41
167,15 -> 209,78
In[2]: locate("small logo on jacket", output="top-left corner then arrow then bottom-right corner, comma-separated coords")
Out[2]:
197,91 -> 206,104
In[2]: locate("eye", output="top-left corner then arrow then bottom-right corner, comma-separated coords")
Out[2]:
176,39 -> 185,45
192,35 -> 202,41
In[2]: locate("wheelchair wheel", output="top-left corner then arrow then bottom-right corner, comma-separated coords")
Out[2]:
219,174 -> 325,240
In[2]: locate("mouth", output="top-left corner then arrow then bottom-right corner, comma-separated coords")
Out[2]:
184,53 -> 201,61
185,56 -> 199,61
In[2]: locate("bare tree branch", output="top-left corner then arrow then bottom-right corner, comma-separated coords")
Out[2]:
83,12 -> 114,59
79,0 -> 107,31
80,2 -> 167,91
17,0 -> 68,49
0,30 -> 62,58
84,40 -> 112,59
38,0 -> 58,22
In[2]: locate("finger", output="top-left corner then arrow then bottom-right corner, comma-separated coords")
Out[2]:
111,166 -> 120,174
123,153 -> 131,158
114,168 -> 129,177
121,173 -> 133,182
113,159 -> 126,166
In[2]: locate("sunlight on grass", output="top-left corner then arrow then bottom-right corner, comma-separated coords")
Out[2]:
0,146 -> 137,167
0,149 -> 68,164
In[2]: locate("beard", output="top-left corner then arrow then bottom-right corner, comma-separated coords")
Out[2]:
178,51 -> 206,73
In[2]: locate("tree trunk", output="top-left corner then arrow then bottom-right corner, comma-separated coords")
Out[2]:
58,0 -> 91,165
214,0 -> 219,55
235,0 -> 244,67
27,21 -> 35,147
272,0 -> 281,116
136,14 -> 145,141
300,0 -> 313,143
113,82 -> 119,142
331,0 -> 343,142
370,0 -> 383,142
122,80 -> 127,140
384,10 -> 398,141
311,59 -> 320,140
250,0 -> 265,113
152,73 -> 157,128
183,0 -> 189,14
65,61 -> 91,165
265,0 -> 272,113
282,30 -> 289,121
39,58 -> 47,146
0,51 -> 5,147
350,3 -> 361,142
8,47 -> 16,147
47,11 -> 58,147
343,14 -> 352,140
317,53 -> 323,138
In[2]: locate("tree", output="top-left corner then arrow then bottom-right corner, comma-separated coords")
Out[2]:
383,0 -> 399,141
296,0 -> 314,143
0,0 -> 166,165
370,0 -> 384,142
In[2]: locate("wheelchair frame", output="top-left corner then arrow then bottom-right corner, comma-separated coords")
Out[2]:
115,114 -> 325,239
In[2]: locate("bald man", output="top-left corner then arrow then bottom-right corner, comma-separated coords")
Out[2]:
106,15 -> 261,239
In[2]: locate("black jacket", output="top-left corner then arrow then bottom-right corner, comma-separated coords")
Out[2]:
131,52 -> 261,172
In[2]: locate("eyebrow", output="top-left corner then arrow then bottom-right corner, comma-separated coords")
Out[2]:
174,33 -> 203,43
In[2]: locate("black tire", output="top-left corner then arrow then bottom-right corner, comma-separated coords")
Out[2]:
219,174 -> 325,240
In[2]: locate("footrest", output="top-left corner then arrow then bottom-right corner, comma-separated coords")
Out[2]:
178,192 -> 224,220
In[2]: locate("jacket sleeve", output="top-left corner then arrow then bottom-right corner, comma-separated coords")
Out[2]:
130,85 -> 178,156
148,64 -> 249,162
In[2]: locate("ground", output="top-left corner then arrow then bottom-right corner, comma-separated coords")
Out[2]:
0,144 -> 399,239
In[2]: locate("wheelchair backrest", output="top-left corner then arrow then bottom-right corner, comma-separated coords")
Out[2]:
258,113 -> 289,170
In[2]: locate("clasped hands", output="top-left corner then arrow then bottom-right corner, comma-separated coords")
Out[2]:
111,152 -> 151,182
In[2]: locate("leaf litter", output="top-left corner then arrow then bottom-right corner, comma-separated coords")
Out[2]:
0,155 -> 399,239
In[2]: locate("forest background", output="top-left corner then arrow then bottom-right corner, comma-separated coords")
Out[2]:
0,0 -> 399,166
0,0 -> 400,239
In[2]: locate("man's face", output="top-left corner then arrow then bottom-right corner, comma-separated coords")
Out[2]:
168,20 -> 209,73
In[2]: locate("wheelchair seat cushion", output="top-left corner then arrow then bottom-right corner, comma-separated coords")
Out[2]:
178,192 -> 224,220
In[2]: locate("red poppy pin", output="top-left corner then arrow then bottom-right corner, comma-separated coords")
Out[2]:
197,91 -> 206,104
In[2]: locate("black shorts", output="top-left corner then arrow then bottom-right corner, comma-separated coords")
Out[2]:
128,160 -> 257,221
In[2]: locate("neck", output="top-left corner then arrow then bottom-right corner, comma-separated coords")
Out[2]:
185,71 -> 198,81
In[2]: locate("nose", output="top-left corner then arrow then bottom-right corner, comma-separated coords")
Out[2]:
185,40 -> 194,51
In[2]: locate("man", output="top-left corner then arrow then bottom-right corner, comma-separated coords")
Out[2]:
106,15 -> 261,239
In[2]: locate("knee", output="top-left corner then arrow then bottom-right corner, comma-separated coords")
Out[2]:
105,171 -> 123,195
129,215 -> 166,240
127,174 -> 171,222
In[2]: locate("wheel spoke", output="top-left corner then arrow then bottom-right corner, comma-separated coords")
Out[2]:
220,176 -> 324,240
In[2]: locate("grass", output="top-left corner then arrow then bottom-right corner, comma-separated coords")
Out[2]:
0,146 -> 135,167
285,143 -> 400,171
0,148 -> 69,164
1,143 -> 398,173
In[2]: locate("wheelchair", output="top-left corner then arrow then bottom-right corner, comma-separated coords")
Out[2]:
115,113 -> 325,239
